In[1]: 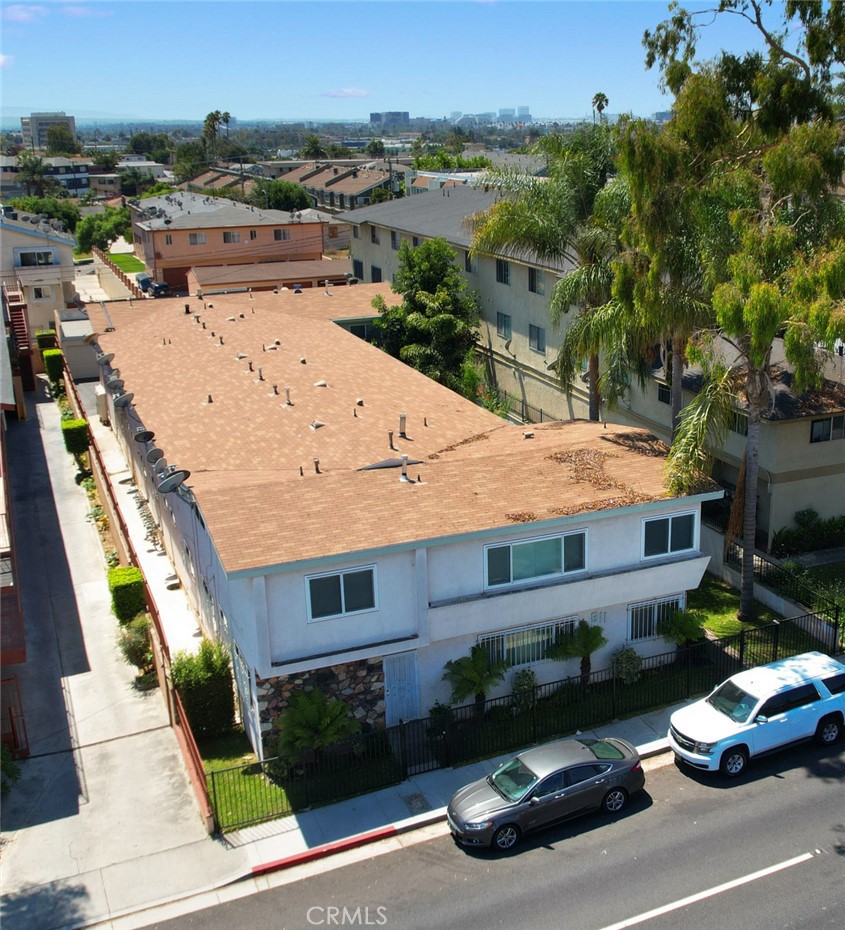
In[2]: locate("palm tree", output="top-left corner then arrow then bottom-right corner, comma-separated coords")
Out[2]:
276,689 -> 360,760
592,92 -> 609,124
299,134 -> 327,160
469,125 -> 616,417
221,111 -> 231,139
16,151 -> 50,197
547,620 -> 608,691
442,644 -> 508,717
203,110 -> 222,162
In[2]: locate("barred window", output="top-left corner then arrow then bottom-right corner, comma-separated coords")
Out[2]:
629,594 -> 684,641
480,617 -> 576,668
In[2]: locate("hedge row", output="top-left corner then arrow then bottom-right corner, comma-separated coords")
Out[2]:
108,566 -> 146,621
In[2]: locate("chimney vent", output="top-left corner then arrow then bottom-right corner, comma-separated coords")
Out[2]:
248,361 -> 254,372
207,394 -> 213,404
399,413 -> 407,437
388,430 -> 395,450
400,454 -> 412,482
285,386 -> 292,406
257,367 -> 265,381
314,458 -> 320,474
184,304 -> 191,314
272,384 -> 279,395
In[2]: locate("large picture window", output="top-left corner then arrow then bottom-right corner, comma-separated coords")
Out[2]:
19,250 -> 53,266
307,566 -> 376,620
486,532 -> 586,588
810,415 -> 844,443
480,617 -> 576,667
643,513 -> 695,558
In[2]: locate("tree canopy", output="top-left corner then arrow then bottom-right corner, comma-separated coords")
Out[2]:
74,207 -> 132,253
372,238 -> 481,395
10,196 -> 80,233
45,124 -> 80,156
248,179 -> 311,212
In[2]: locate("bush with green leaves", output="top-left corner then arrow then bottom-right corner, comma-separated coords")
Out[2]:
772,510 -> 845,557
108,566 -> 146,621
35,329 -> 57,350
611,646 -> 643,685
172,639 -> 234,739
511,667 -> 538,714
118,612 -> 152,671
61,418 -> 89,458
43,347 -> 64,385
274,688 -> 360,760
442,643 -> 508,717
1,745 -> 21,796
657,608 -> 706,646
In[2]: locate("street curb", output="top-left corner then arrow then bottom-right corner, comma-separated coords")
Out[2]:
250,744 -> 674,877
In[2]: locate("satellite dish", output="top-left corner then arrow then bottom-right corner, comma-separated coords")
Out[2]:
157,469 -> 190,494
113,392 -> 134,408
154,457 -> 169,474
106,368 -> 121,381
96,352 -> 115,366
146,447 -> 164,464
134,428 -> 155,443
108,378 -> 125,391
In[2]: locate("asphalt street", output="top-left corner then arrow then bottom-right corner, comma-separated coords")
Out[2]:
136,741 -> 845,930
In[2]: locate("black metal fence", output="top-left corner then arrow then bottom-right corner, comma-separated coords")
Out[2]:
207,611 -> 841,832
725,542 -> 842,631
497,389 -> 554,424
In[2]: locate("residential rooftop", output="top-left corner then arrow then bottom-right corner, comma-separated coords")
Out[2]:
131,192 -> 331,231
86,286 -> 677,575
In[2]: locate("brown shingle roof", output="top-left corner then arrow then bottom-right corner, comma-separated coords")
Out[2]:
87,287 -> 673,574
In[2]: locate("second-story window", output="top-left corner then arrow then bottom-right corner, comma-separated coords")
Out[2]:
370,227 -> 380,245
496,259 -> 510,285
223,231 -> 241,244
528,267 -> 545,295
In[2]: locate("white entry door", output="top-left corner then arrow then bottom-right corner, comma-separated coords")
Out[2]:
384,651 -> 421,725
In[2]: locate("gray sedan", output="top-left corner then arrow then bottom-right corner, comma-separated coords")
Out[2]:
446,737 -> 645,851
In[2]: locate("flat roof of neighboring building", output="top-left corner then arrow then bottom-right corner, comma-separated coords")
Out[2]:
86,286 -> 676,575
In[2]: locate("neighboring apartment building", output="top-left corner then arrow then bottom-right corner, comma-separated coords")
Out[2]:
340,188 -> 845,551
85,284 -> 718,757
129,193 -> 340,291
251,161 -> 399,213
0,156 -> 91,200
20,111 -> 76,150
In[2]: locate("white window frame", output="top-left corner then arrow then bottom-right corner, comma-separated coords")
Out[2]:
370,227 -> 380,245
465,251 -> 478,274
274,228 -> 291,241
484,530 -> 587,590
223,230 -> 241,244
18,249 -> 54,267
810,415 -> 844,443
628,594 -> 685,642
496,312 -> 512,340
391,231 -> 399,251
642,511 -> 697,560
480,616 -> 577,668
306,565 -> 378,622
496,259 -> 510,285
164,234 -> 173,245
32,285 -> 52,300
352,226 -> 360,239
249,229 -> 258,241
528,267 -> 545,295
188,233 -> 206,246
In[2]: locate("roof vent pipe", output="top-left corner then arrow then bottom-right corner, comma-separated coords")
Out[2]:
257,367 -> 264,381
272,384 -> 279,395
314,458 -> 320,474
388,430 -> 395,450
400,454 -> 412,483
399,413 -> 407,438
285,386 -> 292,406
248,361 -> 254,372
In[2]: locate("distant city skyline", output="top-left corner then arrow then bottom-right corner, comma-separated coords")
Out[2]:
1,1 -> 775,125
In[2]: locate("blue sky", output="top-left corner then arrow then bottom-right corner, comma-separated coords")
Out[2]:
1,1 -> 778,124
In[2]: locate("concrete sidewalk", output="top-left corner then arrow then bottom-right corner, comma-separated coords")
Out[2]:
0,381 -> 684,930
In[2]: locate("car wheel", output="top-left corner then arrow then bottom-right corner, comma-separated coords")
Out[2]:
816,715 -> 842,746
492,824 -> 521,851
602,788 -> 628,814
719,746 -> 748,778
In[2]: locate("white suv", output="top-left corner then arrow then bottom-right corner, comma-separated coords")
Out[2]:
668,651 -> 845,777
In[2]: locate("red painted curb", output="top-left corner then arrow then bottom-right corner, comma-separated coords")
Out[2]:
251,825 -> 399,876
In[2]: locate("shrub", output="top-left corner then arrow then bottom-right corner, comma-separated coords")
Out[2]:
118,613 -> 152,671
1,745 -> 21,796
61,418 -> 89,458
772,511 -> 845,557
274,689 -> 359,760
35,329 -> 57,350
611,646 -> 643,685
427,700 -> 453,735
511,667 -> 538,714
43,347 -> 64,385
108,566 -> 145,621
172,639 -> 235,739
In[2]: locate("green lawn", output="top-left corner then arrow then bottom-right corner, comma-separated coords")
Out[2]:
199,731 -> 293,832
109,252 -> 145,273
688,573 -> 782,637
791,562 -> 845,611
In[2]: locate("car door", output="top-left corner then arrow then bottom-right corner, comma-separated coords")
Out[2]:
559,764 -> 611,818
520,771 -> 567,832
751,692 -> 792,754
781,684 -> 822,742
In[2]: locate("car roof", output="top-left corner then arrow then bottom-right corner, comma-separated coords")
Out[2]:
728,651 -> 845,695
516,739 -> 598,778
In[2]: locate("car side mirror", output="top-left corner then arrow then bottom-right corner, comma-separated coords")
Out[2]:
755,715 -> 768,724
529,796 -> 541,805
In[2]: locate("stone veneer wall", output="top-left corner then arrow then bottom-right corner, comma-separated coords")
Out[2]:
256,657 -> 385,750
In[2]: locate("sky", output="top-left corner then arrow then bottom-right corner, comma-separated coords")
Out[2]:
1,0 -> 781,125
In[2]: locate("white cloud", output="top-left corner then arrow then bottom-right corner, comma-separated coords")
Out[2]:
2,5 -> 48,23
0,54 -> 14,69
320,88 -> 369,99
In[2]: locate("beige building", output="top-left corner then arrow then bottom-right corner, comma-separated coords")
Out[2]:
130,193 -> 341,291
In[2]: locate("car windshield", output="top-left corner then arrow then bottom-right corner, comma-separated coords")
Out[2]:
707,681 -> 758,722
488,757 -> 539,802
